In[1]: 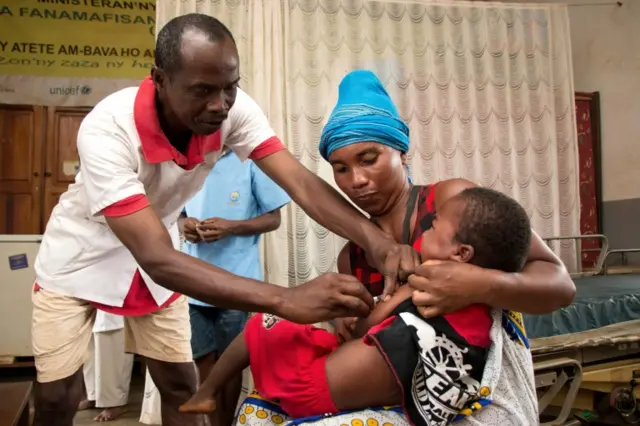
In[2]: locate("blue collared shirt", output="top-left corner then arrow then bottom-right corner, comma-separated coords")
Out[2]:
183,152 -> 291,307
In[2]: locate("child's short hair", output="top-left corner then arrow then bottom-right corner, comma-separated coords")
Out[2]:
454,187 -> 531,273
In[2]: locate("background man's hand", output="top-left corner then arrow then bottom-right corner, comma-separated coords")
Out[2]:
369,239 -> 421,301
275,273 -> 374,324
181,217 -> 201,243
197,217 -> 236,243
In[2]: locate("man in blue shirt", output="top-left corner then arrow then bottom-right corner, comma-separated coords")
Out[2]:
180,147 -> 291,426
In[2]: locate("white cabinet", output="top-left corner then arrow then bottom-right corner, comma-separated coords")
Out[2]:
0,235 -> 40,357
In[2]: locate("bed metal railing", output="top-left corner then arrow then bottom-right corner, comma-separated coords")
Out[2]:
542,234 -> 610,278
535,357 -> 583,426
603,248 -> 640,275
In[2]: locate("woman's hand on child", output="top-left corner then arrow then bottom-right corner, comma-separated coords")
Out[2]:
333,317 -> 357,343
367,239 -> 421,301
408,260 -> 492,318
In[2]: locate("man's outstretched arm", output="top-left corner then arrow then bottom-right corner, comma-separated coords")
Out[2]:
106,206 -> 284,312
105,206 -> 372,323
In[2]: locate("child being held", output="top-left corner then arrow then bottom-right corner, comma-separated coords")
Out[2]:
179,187 -> 532,425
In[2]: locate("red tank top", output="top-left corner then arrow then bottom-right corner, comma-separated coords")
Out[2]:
349,183 -> 492,348
349,184 -> 437,297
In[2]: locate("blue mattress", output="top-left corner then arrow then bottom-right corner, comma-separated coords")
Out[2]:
523,274 -> 640,339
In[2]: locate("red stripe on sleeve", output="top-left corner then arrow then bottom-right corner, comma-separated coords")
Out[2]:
102,194 -> 150,217
248,136 -> 286,160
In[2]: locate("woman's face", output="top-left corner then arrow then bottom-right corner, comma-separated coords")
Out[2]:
328,142 -> 407,215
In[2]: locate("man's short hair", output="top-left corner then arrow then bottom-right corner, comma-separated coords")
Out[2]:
454,187 -> 531,273
155,13 -> 236,75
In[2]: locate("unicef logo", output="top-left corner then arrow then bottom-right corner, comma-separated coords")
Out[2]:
229,191 -> 240,205
49,85 -> 93,96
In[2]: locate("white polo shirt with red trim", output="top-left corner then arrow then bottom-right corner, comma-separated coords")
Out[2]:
34,77 -> 285,316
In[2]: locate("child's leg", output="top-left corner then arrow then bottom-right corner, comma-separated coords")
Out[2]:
179,331 -> 249,413
325,339 -> 402,410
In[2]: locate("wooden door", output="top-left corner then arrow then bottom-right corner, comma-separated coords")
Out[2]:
0,105 -> 45,234
42,107 -> 91,229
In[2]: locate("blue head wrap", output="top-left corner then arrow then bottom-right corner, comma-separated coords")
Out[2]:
319,70 -> 410,162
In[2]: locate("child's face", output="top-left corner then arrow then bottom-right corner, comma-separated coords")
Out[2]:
420,198 -> 473,263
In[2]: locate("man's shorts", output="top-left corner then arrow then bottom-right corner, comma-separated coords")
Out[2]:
189,304 -> 248,360
31,288 -> 192,384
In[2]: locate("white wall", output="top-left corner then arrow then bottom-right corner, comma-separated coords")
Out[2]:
508,0 -> 639,202
567,0 -> 639,202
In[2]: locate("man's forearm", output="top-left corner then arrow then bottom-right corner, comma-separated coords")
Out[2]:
483,261 -> 575,314
290,171 -> 391,251
106,207 -> 288,315
141,249 -> 286,314
230,210 -> 281,236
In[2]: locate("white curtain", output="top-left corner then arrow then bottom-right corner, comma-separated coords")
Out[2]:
157,0 -> 580,284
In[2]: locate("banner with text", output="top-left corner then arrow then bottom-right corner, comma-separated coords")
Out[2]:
0,0 -> 155,106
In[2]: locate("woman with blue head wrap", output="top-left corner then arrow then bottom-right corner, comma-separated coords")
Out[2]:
320,70 -> 412,217
320,70 -> 572,426
319,70 -> 410,162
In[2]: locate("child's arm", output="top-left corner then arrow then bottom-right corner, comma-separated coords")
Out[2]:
180,330 -> 250,413
352,285 -> 413,338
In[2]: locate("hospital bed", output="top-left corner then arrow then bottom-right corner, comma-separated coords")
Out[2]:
527,235 -> 640,425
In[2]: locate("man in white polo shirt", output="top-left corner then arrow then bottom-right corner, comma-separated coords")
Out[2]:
32,13 -> 419,426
